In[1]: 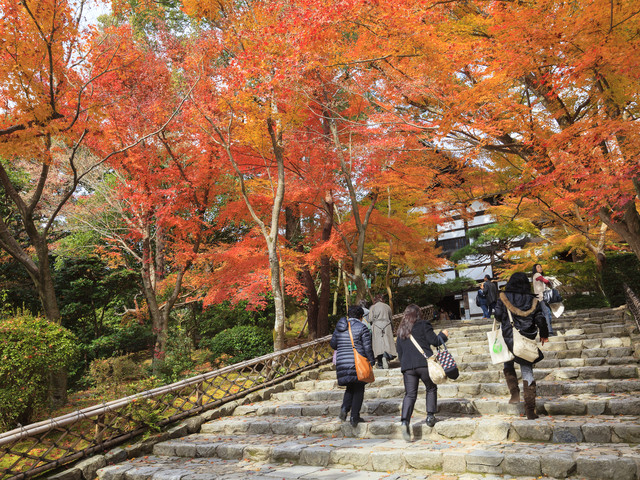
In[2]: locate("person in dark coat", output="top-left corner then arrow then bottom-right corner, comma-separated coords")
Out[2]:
494,272 -> 549,419
483,275 -> 499,317
476,287 -> 490,319
330,305 -> 375,427
395,304 -> 449,441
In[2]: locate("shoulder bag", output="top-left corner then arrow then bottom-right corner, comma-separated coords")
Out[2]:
507,309 -> 540,362
409,334 -> 447,384
348,322 -> 375,383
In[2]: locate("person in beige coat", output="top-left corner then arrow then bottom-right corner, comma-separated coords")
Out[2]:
532,264 -> 556,336
369,294 -> 397,368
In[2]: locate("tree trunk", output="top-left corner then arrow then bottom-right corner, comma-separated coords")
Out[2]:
33,248 -> 62,322
302,268 -> 319,338
599,200 -> 640,263
33,240 -> 67,409
333,261 -> 342,315
317,194 -> 334,337
329,119 -> 378,303
268,241 -> 287,350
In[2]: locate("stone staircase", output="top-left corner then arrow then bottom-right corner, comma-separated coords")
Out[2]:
97,307 -> 640,480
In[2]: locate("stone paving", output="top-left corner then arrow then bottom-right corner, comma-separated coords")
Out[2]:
97,307 -> 640,480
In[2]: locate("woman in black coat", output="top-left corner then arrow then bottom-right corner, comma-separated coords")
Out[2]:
330,305 -> 375,427
395,304 -> 449,441
494,272 -> 549,419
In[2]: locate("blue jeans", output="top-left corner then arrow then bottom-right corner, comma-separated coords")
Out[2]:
504,360 -> 534,383
479,303 -> 490,318
540,300 -> 554,335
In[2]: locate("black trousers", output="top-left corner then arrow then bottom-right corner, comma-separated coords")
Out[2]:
341,382 -> 366,419
401,366 -> 437,422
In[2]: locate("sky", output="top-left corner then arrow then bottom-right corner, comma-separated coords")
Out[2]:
81,0 -> 111,28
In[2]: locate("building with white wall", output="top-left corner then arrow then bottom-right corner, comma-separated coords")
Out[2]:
425,200 -> 501,320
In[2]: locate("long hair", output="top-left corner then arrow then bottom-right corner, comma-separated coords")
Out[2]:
397,304 -> 421,340
532,263 -> 544,277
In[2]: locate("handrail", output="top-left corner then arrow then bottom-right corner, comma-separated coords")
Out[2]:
0,304 -> 434,480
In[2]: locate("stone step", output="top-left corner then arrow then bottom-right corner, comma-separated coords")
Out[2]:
456,347 -> 635,364
439,310 -> 624,325
286,378 -> 640,401
145,433 -> 640,479
444,334 -> 633,357
200,413 -> 640,445
273,379 -> 640,405
444,325 -> 629,346
236,391 -> 640,418
307,359 -> 639,390
97,456 -> 425,480
95,307 -> 639,480
316,348 -> 636,379
436,313 -> 626,333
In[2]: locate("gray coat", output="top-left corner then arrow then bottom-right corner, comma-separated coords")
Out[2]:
369,302 -> 398,357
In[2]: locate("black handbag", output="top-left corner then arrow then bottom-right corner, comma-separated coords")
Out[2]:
543,288 -> 563,304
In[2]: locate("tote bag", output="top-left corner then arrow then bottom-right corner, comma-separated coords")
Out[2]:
487,319 -> 514,364
409,335 -> 447,384
507,310 -> 540,363
436,344 -> 459,380
348,322 -> 375,383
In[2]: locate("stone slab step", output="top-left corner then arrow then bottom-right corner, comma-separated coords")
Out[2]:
444,335 -> 633,357
97,456 -> 423,480
200,413 -> 640,444
308,363 -> 640,391
317,348 -> 636,377
147,433 -> 640,479
444,325 -> 629,346
239,390 -> 640,418
436,317 -> 626,336
273,376 -> 640,404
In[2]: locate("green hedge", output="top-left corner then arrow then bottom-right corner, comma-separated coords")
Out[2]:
563,293 -> 609,310
200,325 -> 273,365
0,314 -> 79,429
601,253 -> 640,307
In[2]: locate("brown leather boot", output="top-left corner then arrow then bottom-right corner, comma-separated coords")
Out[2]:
503,367 -> 520,404
523,380 -> 539,419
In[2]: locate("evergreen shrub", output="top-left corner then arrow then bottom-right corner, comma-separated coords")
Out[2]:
563,293 -> 609,310
84,323 -> 154,360
0,314 -> 78,429
601,253 -> 640,307
87,354 -> 145,396
201,325 -> 273,365
155,322 -> 196,383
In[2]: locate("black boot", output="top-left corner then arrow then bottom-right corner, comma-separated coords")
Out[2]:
401,421 -> 411,441
350,416 -> 367,427
426,414 -> 436,428
503,367 -> 521,404
523,380 -> 539,420
339,408 -> 348,421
